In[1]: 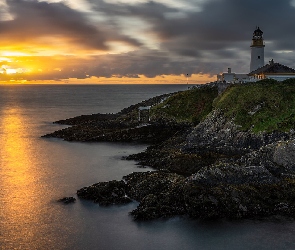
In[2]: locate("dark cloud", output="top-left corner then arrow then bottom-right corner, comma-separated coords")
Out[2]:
1,0 -> 141,50
89,0 -> 295,75
1,0 -> 105,49
150,0 -> 295,60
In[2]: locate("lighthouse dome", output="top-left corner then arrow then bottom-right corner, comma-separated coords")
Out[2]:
253,27 -> 263,38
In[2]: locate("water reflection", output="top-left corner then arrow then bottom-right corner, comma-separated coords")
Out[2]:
0,108 -> 47,249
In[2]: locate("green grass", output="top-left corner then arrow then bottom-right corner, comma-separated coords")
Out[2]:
151,79 -> 295,132
151,85 -> 218,124
213,78 -> 295,132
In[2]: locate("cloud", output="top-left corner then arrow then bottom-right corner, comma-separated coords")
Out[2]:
1,0 -> 142,52
1,0 -> 295,82
90,0 -> 295,74
0,0 -> 14,21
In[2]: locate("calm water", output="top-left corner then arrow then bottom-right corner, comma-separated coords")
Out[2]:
0,84 -> 295,250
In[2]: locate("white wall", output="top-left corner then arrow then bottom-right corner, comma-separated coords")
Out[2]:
223,73 -> 235,82
250,46 -> 264,72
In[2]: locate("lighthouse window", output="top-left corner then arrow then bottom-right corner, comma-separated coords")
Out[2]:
258,56 -> 261,59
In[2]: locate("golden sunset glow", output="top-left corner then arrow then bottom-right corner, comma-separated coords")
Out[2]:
0,51 -> 215,84
5,68 -> 17,74
72,74 -> 216,84
2,51 -> 29,57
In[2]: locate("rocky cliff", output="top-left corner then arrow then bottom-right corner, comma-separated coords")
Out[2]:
46,79 -> 295,220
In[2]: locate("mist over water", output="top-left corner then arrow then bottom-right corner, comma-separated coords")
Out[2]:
0,84 -> 295,250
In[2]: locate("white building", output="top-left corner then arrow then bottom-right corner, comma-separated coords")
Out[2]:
248,59 -> 295,81
217,68 -> 249,83
250,27 -> 265,73
217,68 -> 235,82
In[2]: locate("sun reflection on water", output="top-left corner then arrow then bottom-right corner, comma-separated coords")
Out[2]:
0,108 -> 47,248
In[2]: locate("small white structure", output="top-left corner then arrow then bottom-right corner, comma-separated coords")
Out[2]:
250,27 -> 265,72
217,68 -> 235,83
138,106 -> 151,122
217,68 -> 249,83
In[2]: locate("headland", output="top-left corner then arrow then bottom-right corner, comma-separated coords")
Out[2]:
43,79 -> 295,220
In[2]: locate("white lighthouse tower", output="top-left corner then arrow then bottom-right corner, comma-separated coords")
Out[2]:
250,27 -> 265,72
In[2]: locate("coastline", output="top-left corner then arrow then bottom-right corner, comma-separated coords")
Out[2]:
44,80 -> 295,221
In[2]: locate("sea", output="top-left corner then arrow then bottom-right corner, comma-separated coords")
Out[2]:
0,84 -> 295,250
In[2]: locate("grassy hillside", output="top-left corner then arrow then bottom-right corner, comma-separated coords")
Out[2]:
151,85 -> 218,124
214,78 -> 295,132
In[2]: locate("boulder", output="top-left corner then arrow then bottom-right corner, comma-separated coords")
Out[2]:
77,180 -> 132,206
273,140 -> 295,170
58,197 -> 76,204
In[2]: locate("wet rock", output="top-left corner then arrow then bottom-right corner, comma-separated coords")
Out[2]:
75,167 -> 295,221
124,171 -> 187,220
77,180 -> 132,206
184,180 -> 295,219
54,113 -> 119,126
43,121 -> 187,144
58,197 -> 76,204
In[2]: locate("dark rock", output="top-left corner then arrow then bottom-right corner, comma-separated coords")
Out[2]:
189,163 -> 278,185
58,197 -> 76,204
74,170 -> 295,221
124,171 -> 187,220
42,120 -> 188,144
77,180 -> 132,206
42,92 -> 180,142
273,140 -> 295,170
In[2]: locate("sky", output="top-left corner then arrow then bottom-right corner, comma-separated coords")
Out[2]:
0,0 -> 295,84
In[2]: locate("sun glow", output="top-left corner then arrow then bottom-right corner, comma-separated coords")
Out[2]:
5,68 -> 17,74
0,54 -> 49,77
0,48 -> 214,84
2,51 -> 30,57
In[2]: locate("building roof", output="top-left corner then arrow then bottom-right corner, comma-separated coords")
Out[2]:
249,61 -> 295,75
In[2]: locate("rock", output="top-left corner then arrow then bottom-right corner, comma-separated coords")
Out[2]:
124,171 -> 187,220
184,180 -> 295,219
74,158 -> 295,221
58,197 -> 76,204
189,163 -> 278,185
273,140 -> 295,169
77,180 -> 132,206
43,120 -> 188,144
42,92 -> 180,143
183,109 -> 290,156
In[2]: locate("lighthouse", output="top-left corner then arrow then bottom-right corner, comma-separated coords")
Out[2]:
250,27 -> 265,72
